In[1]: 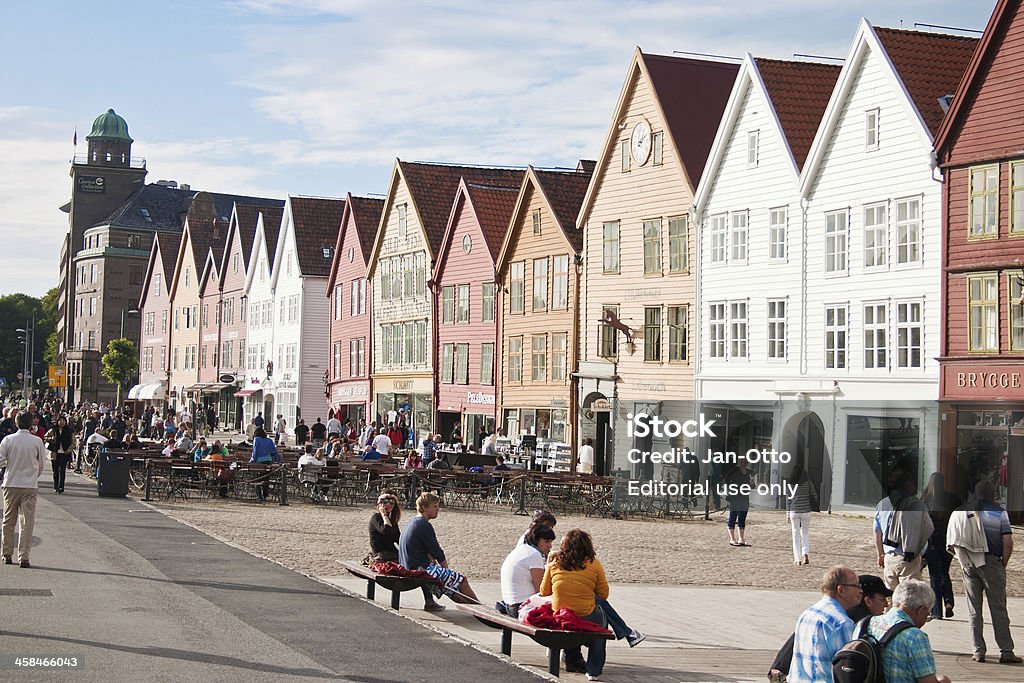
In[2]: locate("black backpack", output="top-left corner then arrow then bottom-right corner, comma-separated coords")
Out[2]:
832,616 -> 912,683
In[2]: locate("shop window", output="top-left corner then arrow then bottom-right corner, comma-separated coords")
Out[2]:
845,414 -> 919,506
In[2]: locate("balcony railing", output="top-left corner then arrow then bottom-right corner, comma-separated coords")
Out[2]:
72,154 -> 146,169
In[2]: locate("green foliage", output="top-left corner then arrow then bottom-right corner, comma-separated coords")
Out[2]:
0,293 -> 48,391
101,337 -> 139,404
39,287 -> 59,365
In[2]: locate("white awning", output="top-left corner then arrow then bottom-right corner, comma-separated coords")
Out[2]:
138,383 -> 165,400
127,384 -> 144,399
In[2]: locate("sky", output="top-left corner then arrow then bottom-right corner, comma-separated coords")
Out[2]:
0,0 -> 994,297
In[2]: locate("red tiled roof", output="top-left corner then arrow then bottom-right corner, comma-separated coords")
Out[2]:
464,178 -> 524,263
234,204 -> 265,265
400,161 -> 524,257
641,53 -> 740,188
755,58 -> 841,170
289,196 -> 345,277
533,167 -> 594,252
347,195 -> 385,262
874,27 -> 979,136
156,232 -> 181,288
186,216 -> 229,275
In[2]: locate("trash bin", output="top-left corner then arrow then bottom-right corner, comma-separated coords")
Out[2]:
97,450 -> 130,497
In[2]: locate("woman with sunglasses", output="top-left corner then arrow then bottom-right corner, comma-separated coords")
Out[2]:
368,489 -> 402,563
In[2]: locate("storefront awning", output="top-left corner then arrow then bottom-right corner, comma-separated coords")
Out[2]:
184,383 -> 208,392
201,382 -> 231,393
235,387 -> 261,397
127,384 -> 143,399
139,383 -> 165,400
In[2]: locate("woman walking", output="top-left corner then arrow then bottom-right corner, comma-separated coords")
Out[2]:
45,415 -> 76,493
787,462 -> 817,565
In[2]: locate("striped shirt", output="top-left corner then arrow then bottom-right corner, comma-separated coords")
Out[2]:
866,609 -> 935,683
788,596 -> 854,683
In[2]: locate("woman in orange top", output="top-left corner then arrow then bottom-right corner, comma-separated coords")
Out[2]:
540,529 -> 609,680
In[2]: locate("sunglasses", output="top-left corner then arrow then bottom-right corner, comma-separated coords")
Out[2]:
378,499 -> 396,505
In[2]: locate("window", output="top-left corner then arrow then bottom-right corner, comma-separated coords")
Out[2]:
397,204 -> 407,237
233,253 -> 240,273
643,218 -> 662,275
730,212 -> 748,262
863,204 -> 887,268
730,302 -> 748,358
621,141 -> 630,172
442,286 -> 455,324
668,216 -> 688,273
896,301 -> 923,367
222,341 -> 232,369
184,267 -> 190,287
865,109 -> 879,150
333,342 -> 343,380
551,333 -> 566,381
668,306 -> 687,362
416,321 -> 427,364
599,305 -> 618,359
825,210 -> 848,273
238,340 -> 245,368
202,304 -> 209,328
602,221 -> 620,273
440,343 -> 454,383
480,342 -> 494,385
173,346 -> 179,370
644,307 -> 661,361
353,338 -> 366,376
508,336 -> 523,383
380,259 -> 391,300
154,273 -> 161,296
747,130 -> 759,166
531,335 -> 547,381
405,322 -> 415,366
970,165 -> 998,237
200,344 -> 207,369
381,325 -> 392,365
390,256 -> 401,299
709,214 -> 727,263
552,256 -> 569,310
968,273 -> 998,352
334,285 -> 343,320
393,323 -> 403,364
129,266 -> 143,285
89,297 -> 96,315
652,131 -> 663,166
415,253 -> 426,296
457,284 -> 470,323
532,209 -> 542,236
895,198 -> 921,264
1013,276 -> 1024,352
455,343 -> 469,384
709,303 -> 726,358
509,262 -> 525,314
1013,162 -> 1024,234
88,330 -> 95,350
533,258 -> 548,311
403,254 -> 415,297
351,278 -> 366,315
482,282 -> 495,322
161,310 -> 167,333
864,303 -> 887,369
768,300 -> 786,360
825,305 -> 848,369
128,233 -> 142,249
286,252 -> 293,275
769,208 -> 787,261
279,298 -> 285,323
91,263 -> 97,282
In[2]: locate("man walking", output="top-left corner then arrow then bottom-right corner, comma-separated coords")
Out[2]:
789,565 -> 861,682
874,470 -> 933,589
0,412 -> 49,568
866,579 -> 952,683
948,479 -> 1020,664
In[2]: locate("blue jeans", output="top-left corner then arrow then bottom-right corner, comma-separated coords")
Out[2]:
564,606 -> 607,677
596,598 -> 630,639
727,509 -> 748,529
925,544 -> 954,617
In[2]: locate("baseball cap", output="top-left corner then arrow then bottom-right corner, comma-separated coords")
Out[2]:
859,574 -> 893,597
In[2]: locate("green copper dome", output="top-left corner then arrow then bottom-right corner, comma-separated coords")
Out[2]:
86,108 -> 133,142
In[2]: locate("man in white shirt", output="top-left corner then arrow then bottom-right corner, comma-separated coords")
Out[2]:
371,430 -> 393,458
326,415 -> 343,439
578,437 -> 596,474
0,412 -> 49,568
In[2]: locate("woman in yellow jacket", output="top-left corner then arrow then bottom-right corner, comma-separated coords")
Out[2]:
540,529 -> 609,681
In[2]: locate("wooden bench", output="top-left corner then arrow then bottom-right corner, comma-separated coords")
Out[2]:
454,602 -> 614,677
336,560 -> 436,610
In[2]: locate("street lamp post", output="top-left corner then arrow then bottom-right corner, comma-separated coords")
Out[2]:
15,317 -> 33,400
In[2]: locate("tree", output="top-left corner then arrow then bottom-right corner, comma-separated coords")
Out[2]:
101,338 -> 138,405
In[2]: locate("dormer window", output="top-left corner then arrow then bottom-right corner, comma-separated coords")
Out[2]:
140,208 -> 152,223
322,247 -> 333,259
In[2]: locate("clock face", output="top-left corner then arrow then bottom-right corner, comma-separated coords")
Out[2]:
631,120 -> 652,165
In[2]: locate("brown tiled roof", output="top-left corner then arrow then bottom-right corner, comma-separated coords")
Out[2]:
289,196 -> 346,277
347,195 -> 385,261
400,161 -> 524,258
234,204 -> 265,264
755,58 -> 841,170
186,216 -> 228,275
156,232 -> 181,287
874,27 -> 979,136
641,53 -> 740,188
533,167 -> 594,252
260,205 -> 285,265
464,178 -> 524,263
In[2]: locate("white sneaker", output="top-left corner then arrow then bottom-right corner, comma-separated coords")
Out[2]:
627,629 -> 647,647
586,675 -> 601,681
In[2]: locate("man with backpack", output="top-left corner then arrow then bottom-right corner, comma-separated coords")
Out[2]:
850,579 -> 950,683
788,566 -> 860,682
